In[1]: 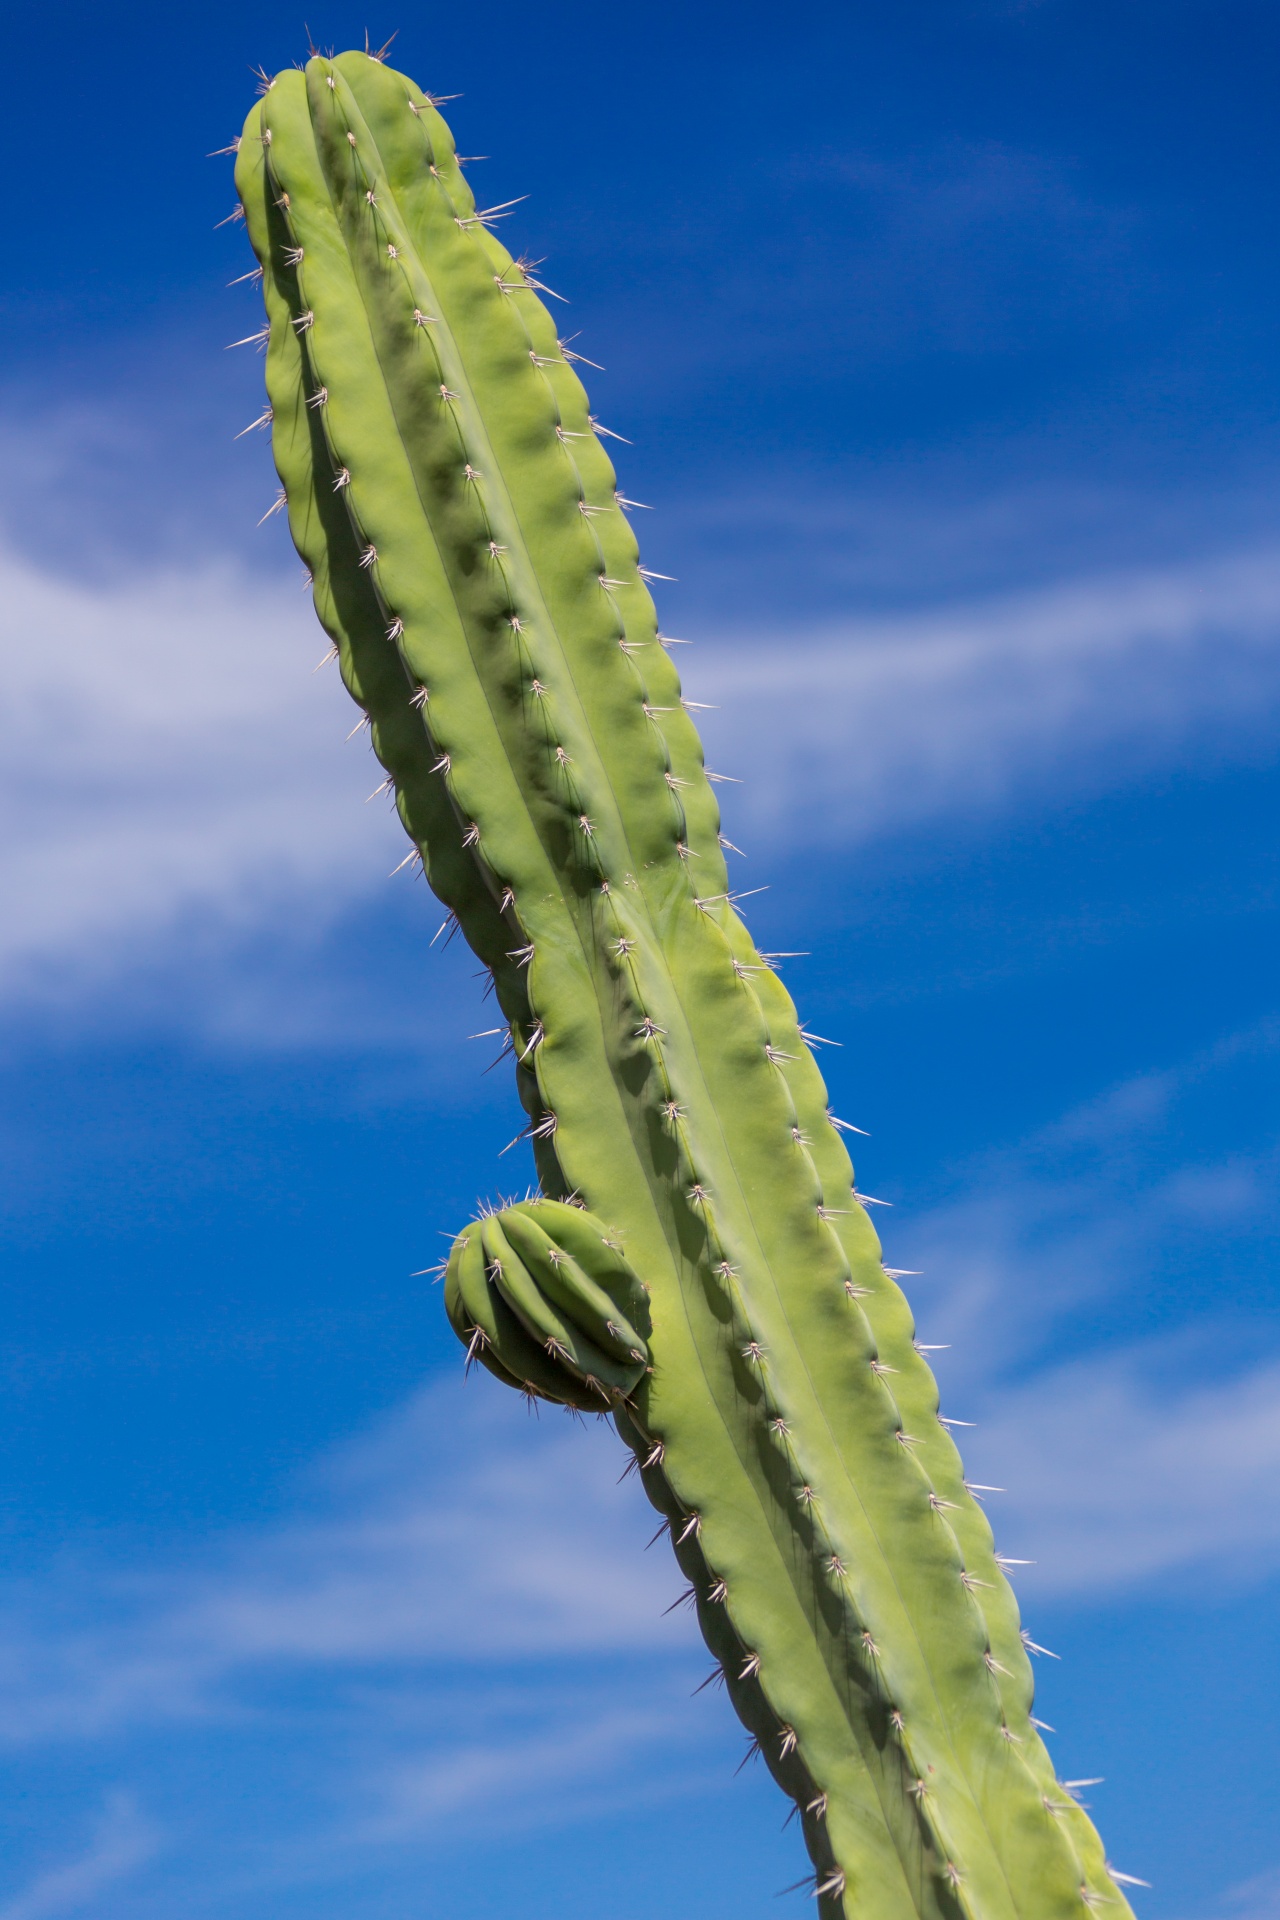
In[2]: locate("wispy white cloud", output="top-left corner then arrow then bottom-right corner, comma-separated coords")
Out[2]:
180,1386 -> 680,1671
0,541 -> 402,1007
3,520 -> 1279,1022
886,1020 -> 1280,1598
898,1021 -> 1280,1373
0,1793 -> 159,1920
695,544 -> 1280,848
2,1032 -> 1276,1765
966,1351 -> 1280,1598
0,1381 -> 712,1903
358,1694 -> 705,1842
0,1381 -> 689,1748
0,1033 -> 1274,1896
1198,1869 -> 1280,1920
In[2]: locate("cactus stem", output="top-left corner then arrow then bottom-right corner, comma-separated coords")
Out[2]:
235,59 -> 1139,1910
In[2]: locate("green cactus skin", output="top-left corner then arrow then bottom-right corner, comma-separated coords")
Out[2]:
445,1198 -> 652,1409
232,53 -> 1135,1919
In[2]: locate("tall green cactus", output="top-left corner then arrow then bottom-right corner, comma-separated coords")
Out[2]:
231,52 -> 1136,1918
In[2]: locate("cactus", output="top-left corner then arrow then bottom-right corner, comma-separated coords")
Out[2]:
231,52 -> 1137,1918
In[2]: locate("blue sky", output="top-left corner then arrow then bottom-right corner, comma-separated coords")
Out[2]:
1,1 -> 1278,1914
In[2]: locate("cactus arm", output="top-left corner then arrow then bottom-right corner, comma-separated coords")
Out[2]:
234,56 -> 1131,1918
444,1218 -> 584,1406
495,1209 -> 647,1362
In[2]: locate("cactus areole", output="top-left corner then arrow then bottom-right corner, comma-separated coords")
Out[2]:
233,52 -> 1135,1919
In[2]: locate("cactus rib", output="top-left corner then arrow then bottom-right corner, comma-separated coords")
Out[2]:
234,52 -> 1134,1919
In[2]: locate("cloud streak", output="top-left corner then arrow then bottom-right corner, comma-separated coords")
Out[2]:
0,1382 -> 688,1748
0,1794 -> 159,1920
968,1351 -> 1280,1599
3,1010 -> 1277,1757
0,541 -> 400,1005
695,544 -> 1280,848
0,1034 -> 1274,1894
886,1020 -> 1280,1599
3,524 -> 1280,1019
1199,1870 -> 1280,1920
0,1384 -> 713,1900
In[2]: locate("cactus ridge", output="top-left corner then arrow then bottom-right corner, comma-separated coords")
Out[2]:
234,52 -> 1133,1919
